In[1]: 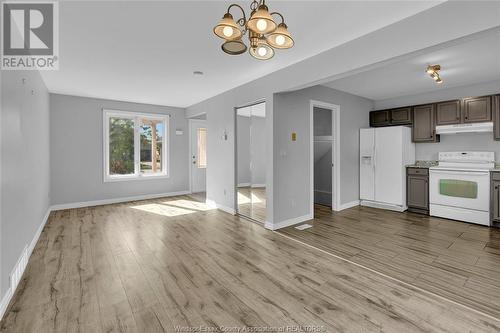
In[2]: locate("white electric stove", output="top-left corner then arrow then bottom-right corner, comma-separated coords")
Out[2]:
429,152 -> 495,226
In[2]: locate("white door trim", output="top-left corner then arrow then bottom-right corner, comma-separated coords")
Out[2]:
189,119 -> 206,193
310,100 -> 341,215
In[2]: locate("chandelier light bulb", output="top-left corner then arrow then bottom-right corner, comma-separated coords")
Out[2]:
256,19 -> 267,31
257,46 -> 267,57
223,26 -> 234,38
275,35 -> 285,46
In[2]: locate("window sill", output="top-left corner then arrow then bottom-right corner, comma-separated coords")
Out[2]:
104,174 -> 170,183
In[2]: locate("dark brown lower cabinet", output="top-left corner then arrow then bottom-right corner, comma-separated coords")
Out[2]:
491,172 -> 500,226
407,167 -> 429,214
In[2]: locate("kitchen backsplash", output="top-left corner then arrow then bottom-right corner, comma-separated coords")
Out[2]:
416,132 -> 500,162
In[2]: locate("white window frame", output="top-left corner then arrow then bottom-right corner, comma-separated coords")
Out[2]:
103,109 -> 170,182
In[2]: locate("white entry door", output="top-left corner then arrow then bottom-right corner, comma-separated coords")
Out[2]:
190,120 -> 207,193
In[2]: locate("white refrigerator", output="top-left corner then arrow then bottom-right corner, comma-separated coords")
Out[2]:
360,126 -> 415,212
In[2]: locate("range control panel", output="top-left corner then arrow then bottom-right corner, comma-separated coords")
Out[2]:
438,151 -> 495,163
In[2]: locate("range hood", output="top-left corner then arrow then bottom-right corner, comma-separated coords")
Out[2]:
435,122 -> 493,135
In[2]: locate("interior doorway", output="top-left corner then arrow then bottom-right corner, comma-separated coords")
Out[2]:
189,119 -> 207,194
235,101 -> 267,224
310,100 -> 340,214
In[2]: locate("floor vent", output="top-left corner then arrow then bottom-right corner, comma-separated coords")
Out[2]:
295,224 -> 313,230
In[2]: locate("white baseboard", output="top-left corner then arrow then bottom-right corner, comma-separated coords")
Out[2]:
206,199 -> 236,215
250,184 -> 266,188
337,200 -> 360,211
237,183 -> 250,188
0,207 -> 51,321
50,190 -> 191,211
0,288 -> 13,322
360,200 -> 406,212
265,214 -> 313,231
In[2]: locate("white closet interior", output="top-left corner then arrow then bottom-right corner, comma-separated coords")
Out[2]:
313,107 -> 333,207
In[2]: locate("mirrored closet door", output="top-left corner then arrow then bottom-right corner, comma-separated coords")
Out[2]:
236,102 -> 267,223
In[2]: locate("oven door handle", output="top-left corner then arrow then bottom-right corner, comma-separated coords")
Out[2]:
430,169 -> 490,176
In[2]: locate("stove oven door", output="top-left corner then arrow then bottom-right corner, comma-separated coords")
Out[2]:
429,169 -> 490,212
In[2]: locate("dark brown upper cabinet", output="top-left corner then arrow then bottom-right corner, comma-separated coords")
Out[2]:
413,104 -> 439,143
390,107 -> 412,125
370,110 -> 390,127
494,95 -> 500,141
436,100 -> 461,125
370,107 -> 412,127
463,96 -> 492,123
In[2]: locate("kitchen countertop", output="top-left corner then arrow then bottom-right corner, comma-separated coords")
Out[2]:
407,161 -> 438,169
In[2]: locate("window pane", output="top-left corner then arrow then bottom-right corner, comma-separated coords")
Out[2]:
140,119 -> 164,174
109,117 -> 135,175
197,128 -> 207,169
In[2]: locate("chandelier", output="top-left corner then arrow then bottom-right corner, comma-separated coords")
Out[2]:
213,0 -> 294,60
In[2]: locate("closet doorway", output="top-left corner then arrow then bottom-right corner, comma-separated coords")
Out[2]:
235,101 -> 267,224
310,101 -> 340,214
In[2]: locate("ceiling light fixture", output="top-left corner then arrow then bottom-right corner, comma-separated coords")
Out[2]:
426,64 -> 443,84
213,0 -> 293,60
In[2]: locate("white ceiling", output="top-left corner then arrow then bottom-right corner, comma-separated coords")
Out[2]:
322,30 -> 500,101
40,1 -> 443,108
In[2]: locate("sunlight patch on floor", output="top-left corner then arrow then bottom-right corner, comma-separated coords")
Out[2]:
131,203 -> 196,217
160,199 -> 214,211
130,199 -> 216,217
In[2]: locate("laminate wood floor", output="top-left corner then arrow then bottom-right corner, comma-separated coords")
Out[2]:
2,196 -> 500,332
279,204 -> 500,320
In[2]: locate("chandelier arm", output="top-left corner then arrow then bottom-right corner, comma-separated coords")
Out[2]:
269,12 -> 285,24
227,3 -> 247,27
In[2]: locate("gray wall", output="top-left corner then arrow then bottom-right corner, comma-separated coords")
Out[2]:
237,115 -> 251,185
1,70 -> 50,296
374,80 -> 500,161
50,94 -> 189,205
274,85 -> 373,222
